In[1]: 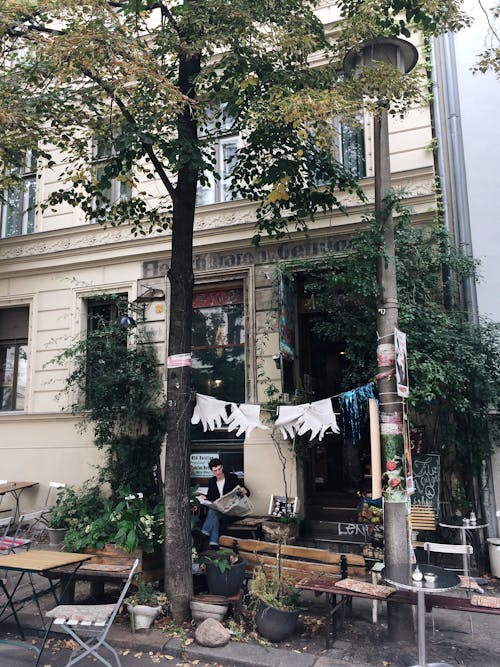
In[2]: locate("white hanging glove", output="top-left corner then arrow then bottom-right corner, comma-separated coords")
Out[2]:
227,403 -> 269,437
297,398 -> 340,441
274,404 -> 308,440
191,393 -> 229,431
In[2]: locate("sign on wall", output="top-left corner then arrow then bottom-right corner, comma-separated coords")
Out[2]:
190,453 -> 218,477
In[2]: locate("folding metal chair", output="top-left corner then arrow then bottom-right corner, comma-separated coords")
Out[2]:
0,516 -> 14,554
14,510 -> 48,548
44,558 -> 139,667
0,480 -> 12,514
423,541 -> 475,635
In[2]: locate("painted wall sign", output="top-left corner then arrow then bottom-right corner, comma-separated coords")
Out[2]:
142,235 -> 353,278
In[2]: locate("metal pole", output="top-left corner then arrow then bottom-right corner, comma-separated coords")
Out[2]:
374,107 -> 413,640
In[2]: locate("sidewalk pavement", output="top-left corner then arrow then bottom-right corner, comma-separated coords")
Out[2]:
3,588 -> 500,667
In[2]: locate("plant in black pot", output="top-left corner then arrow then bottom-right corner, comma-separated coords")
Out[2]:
251,551 -> 300,642
199,547 -> 246,597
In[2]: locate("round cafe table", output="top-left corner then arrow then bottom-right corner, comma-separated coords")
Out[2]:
438,517 -> 488,575
382,563 -> 459,667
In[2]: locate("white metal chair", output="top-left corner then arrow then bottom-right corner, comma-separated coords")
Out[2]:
43,481 -> 66,507
44,558 -> 139,667
423,541 -> 475,635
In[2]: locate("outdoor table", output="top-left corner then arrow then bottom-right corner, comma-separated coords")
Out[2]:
383,563 -> 459,667
0,482 -> 39,523
438,516 -> 488,575
0,550 -> 92,662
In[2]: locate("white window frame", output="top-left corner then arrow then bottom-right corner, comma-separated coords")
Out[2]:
91,136 -> 132,206
1,151 -> 37,238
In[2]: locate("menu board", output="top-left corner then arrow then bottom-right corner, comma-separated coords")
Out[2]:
411,454 -> 440,512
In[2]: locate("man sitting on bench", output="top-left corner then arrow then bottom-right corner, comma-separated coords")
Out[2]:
199,458 -> 250,550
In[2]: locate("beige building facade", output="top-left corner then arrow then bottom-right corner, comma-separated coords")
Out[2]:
0,108 -> 436,520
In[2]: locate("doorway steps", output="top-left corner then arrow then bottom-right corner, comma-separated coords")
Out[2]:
299,494 -> 372,553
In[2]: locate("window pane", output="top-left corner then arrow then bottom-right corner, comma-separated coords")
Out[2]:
3,189 -> 22,237
25,176 -> 36,233
0,345 -> 15,410
221,140 -> 238,202
15,345 -> 28,409
191,289 -> 245,404
341,123 -> 366,178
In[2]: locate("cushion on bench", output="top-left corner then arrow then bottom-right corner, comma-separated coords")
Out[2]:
333,577 -> 395,598
470,594 -> 500,608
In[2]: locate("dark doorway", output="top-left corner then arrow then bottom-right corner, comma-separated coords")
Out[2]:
298,312 -> 367,519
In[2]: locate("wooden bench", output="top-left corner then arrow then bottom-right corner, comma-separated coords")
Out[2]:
43,545 -> 162,603
295,576 -> 500,647
219,535 -> 368,584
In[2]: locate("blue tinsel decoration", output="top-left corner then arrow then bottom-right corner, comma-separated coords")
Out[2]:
339,382 -> 376,441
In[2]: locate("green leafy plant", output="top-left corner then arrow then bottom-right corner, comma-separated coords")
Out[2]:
286,201 -> 500,507
63,492 -> 164,554
51,293 -> 166,498
251,558 -> 300,611
47,482 -> 105,530
198,548 -> 240,574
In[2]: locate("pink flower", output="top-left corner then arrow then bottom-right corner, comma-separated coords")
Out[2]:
386,461 -> 397,471
390,478 -> 400,487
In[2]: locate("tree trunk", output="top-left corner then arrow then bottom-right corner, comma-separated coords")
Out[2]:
374,109 -> 413,641
163,19 -> 201,621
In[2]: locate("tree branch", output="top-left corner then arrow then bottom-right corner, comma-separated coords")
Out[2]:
80,67 -> 177,202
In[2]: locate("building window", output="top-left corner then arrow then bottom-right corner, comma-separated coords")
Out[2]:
191,287 -> 245,404
340,120 -> 366,179
92,137 -> 132,205
196,108 -> 240,206
191,286 -> 246,478
1,151 -> 36,238
0,307 -> 29,411
85,295 -> 127,406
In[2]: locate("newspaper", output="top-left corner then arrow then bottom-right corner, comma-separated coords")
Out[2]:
200,486 -> 253,517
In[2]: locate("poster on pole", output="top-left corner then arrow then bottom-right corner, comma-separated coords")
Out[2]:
394,328 -> 409,398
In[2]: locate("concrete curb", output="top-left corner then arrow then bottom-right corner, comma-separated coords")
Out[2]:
2,616 -> 372,667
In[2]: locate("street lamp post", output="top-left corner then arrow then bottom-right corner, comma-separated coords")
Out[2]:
343,37 -> 418,641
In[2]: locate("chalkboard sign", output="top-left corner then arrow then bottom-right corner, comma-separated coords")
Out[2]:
411,454 -> 440,512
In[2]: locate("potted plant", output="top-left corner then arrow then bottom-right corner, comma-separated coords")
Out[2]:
125,575 -> 166,631
47,481 -> 103,546
199,547 -> 246,597
251,550 -> 300,642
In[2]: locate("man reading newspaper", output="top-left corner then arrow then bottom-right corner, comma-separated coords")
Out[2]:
199,458 -> 251,549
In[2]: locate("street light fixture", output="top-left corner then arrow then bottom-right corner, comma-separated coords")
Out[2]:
343,36 -> 418,642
